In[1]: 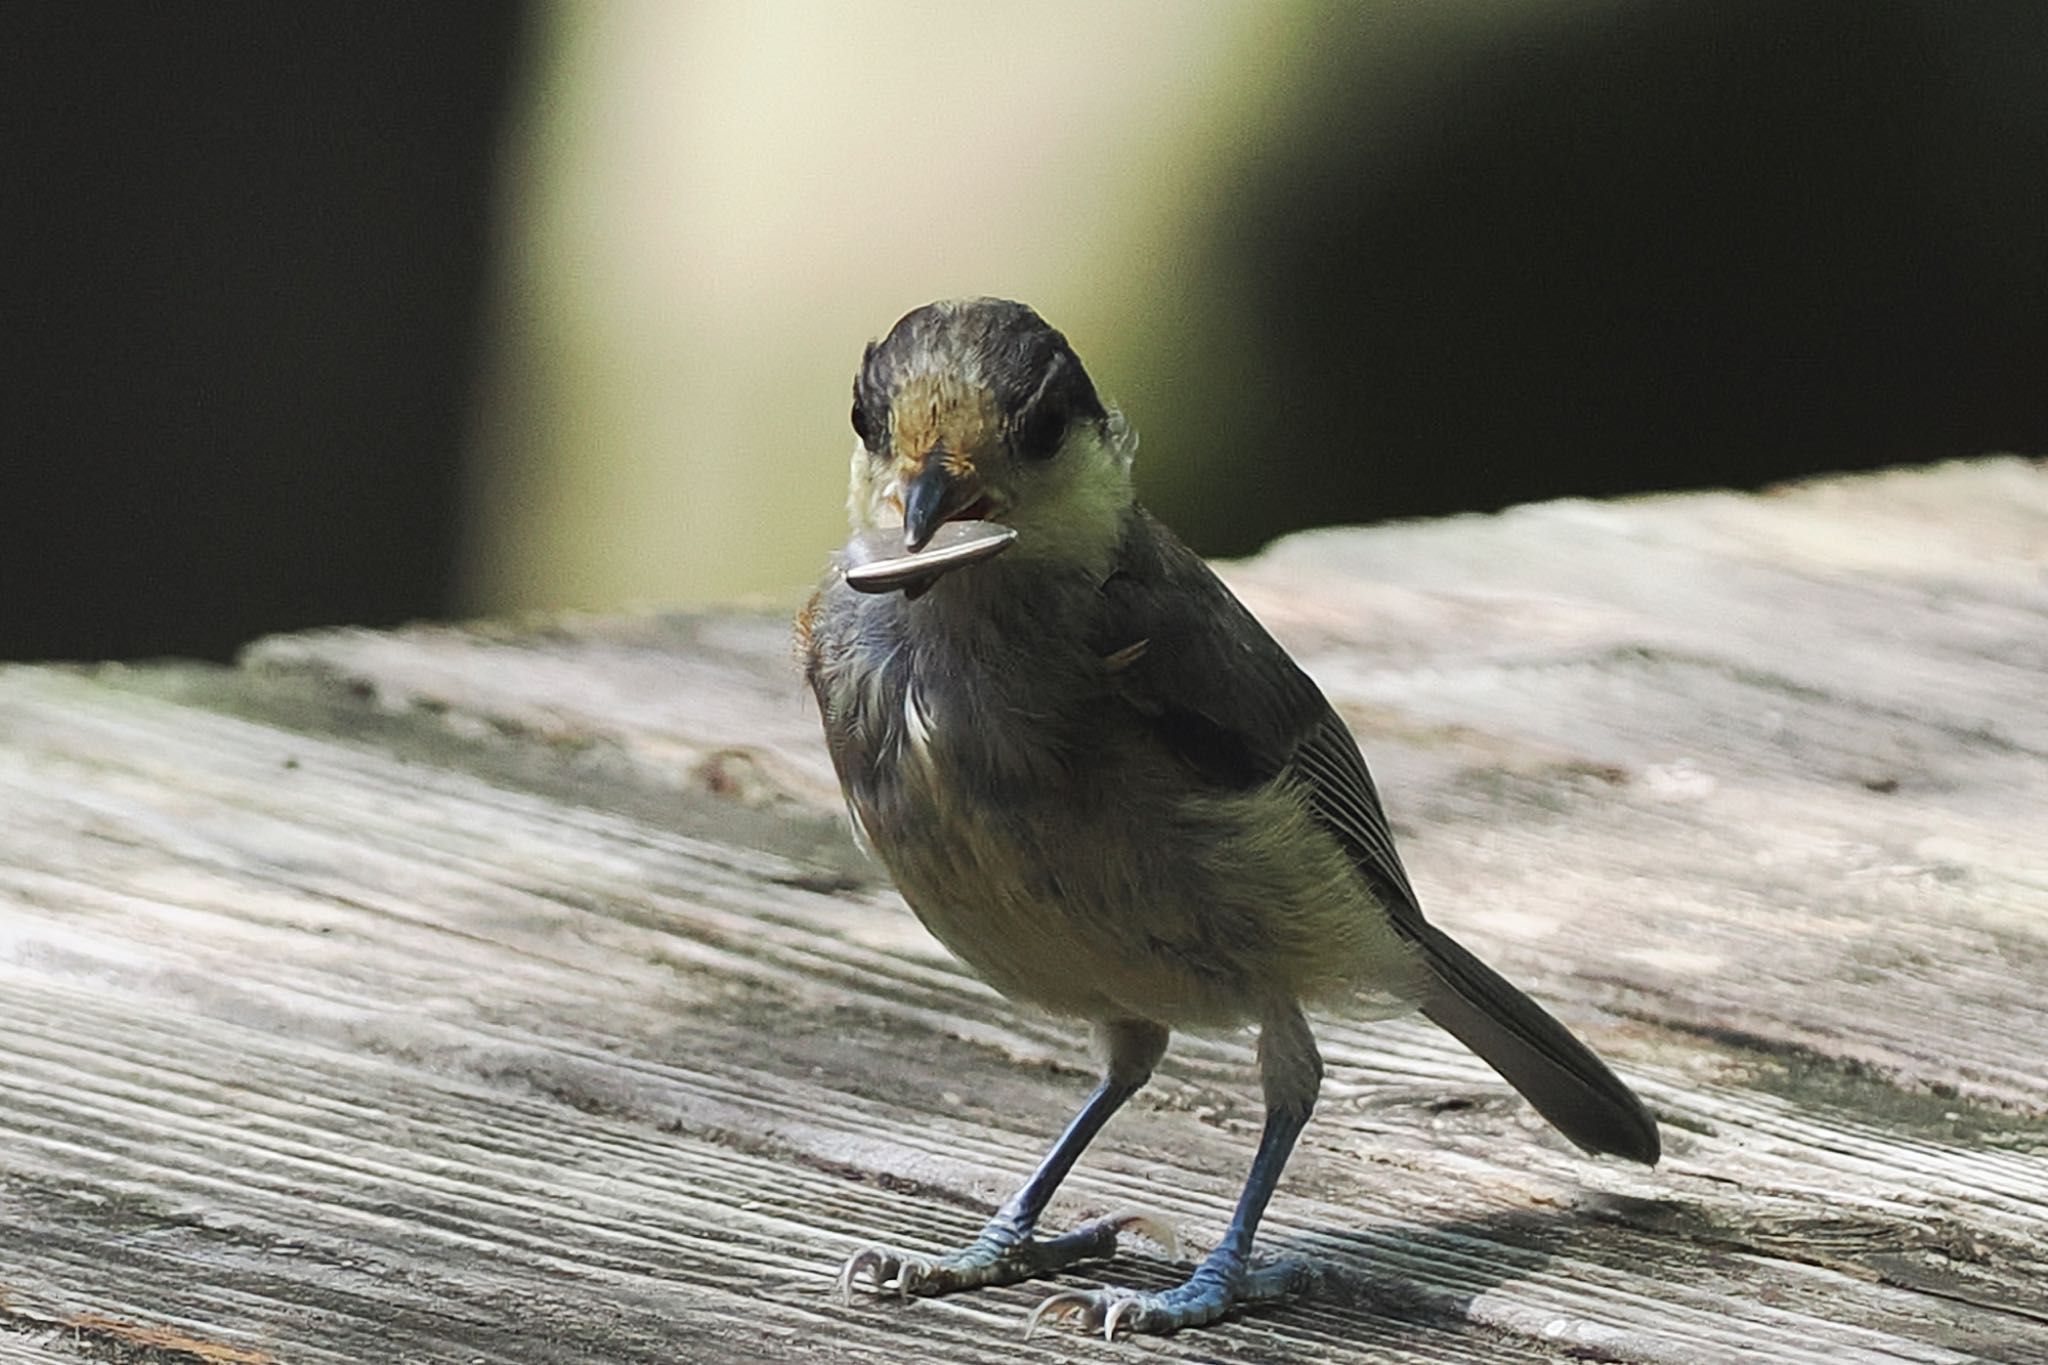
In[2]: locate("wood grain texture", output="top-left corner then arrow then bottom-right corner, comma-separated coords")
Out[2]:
3,459 -> 2046,1363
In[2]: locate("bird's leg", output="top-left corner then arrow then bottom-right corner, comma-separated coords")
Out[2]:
838,1019 -> 1174,1301
1029,1006 -> 1321,1337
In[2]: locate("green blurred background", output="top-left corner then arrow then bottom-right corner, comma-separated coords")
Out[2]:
7,0 -> 2046,660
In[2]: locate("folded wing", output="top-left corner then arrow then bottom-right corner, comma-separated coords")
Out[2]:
1099,508 -> 1658,1164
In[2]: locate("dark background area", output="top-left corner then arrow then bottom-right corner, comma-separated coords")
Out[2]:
5,2 -> 2045,661
2,3 -> 528,662
1154,0 -> 2048,553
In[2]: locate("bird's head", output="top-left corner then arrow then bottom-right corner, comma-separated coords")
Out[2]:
846,299 -> 1134,577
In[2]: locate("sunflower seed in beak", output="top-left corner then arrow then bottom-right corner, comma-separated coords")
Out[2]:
844,520 -> 1018,595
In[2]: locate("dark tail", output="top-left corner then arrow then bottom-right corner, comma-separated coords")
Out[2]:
1412,921 -> 1660,1165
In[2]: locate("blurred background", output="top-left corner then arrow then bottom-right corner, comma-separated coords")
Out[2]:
6,0 -> 2046,662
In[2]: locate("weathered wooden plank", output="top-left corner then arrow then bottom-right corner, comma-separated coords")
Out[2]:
4,460 -> 2047,1362
0,690 -> 2036,1365
0,1332 -> 83,1364
0,1341 -> 98,1364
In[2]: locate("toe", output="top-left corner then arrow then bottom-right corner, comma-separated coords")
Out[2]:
837,1245 -> 942,1301
835,1247 -> 888,1302
1019,1257 -> 1312,1336
1101,1208 -> 1180,1260
891,1252 -> 935,1298
1023,1289 -> 1098,1339
1101,1294 -> 1147,1340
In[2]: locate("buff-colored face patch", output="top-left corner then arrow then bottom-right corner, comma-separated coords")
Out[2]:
889,372 -> 1001,482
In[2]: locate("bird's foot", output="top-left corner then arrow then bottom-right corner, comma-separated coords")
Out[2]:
1025,1254 -> 1313,1338
837,1209 -> 1177,1302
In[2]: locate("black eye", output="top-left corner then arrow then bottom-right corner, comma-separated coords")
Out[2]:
1012,393 -> 1067,461
851,342 -> 888,452
851,375 -> 888,452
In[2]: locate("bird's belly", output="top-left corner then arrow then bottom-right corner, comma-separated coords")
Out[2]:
860,772 -> 1422,1029
898,858 -> 1138,1021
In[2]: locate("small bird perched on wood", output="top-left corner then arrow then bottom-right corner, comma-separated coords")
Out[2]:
800,298 -> 1658,1337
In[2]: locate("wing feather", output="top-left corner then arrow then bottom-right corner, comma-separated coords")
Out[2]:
1096,506 -> 1659,1164
1097,507 -> 1425,930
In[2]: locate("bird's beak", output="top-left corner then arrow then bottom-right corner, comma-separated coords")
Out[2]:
902,455 -> 977,552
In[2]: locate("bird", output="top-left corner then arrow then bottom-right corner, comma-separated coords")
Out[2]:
799,297 -> 1658,1338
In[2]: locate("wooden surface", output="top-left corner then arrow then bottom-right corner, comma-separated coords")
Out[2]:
3,459 -> 2046,1363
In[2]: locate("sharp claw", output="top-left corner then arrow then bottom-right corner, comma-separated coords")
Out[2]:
894,1254 -> 932,1299
1103,1209 -> 1181,1261
1102,1295 -> 1138,1341
839,1246 -> 922,1303
1023,1290 -> 1089,1340
836,1248 -> 876,1303
845,1215 -> 1182,1323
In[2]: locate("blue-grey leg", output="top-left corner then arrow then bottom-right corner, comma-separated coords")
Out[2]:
1028,1005 -> 1322,1338
838,1019 -> 1175,1300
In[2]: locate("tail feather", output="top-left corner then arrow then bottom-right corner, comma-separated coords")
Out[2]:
1412,921 -> 1660,1165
